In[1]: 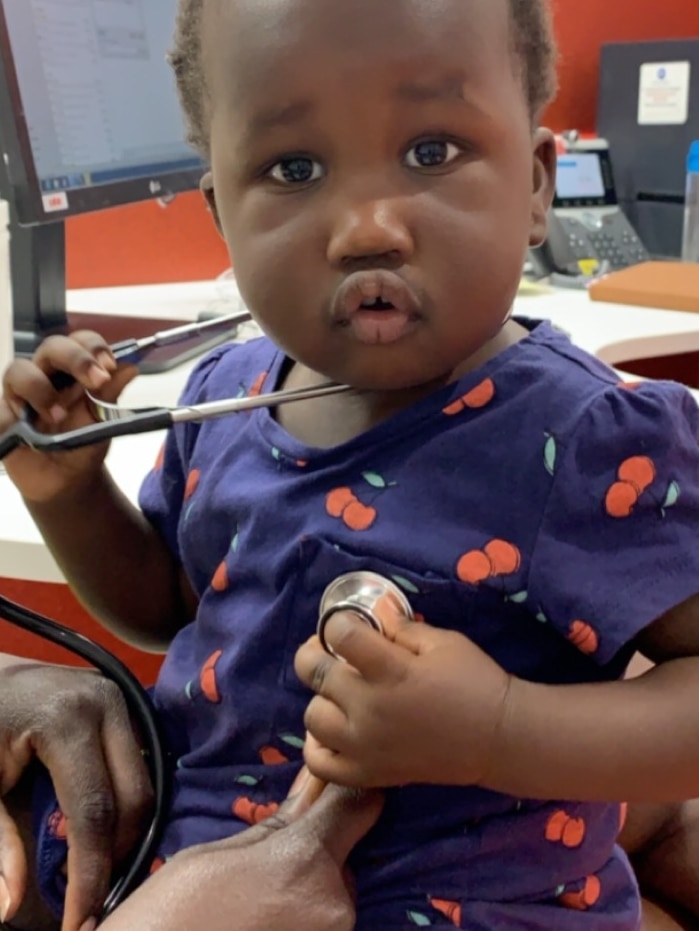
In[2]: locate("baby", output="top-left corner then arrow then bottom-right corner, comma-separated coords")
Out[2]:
4,0 -> 699,928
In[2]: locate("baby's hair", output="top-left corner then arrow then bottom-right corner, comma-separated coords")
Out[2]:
170,0 -> 558,158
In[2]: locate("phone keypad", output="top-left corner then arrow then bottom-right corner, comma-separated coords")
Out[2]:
561,214 -> 649,270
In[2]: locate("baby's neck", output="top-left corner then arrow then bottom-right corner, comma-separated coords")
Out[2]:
275,319 -> 529,449
451,318 -> 530,382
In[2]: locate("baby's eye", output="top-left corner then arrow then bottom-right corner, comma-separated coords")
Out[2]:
268,157 -> 323,185
404,140 -> 461,169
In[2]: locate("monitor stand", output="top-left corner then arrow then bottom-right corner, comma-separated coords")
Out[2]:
11,219 -> 233,373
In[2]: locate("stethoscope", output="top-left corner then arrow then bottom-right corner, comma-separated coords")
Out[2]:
0,312 -> 408,920
0,311 -> 351,460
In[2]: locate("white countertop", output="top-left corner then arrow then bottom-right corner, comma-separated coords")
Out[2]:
3,280 -> 699,583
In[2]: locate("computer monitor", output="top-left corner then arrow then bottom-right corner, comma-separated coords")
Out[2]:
0,0 -> 232,370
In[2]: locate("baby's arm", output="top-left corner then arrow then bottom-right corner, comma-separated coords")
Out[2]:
478,383 -> 699,802
485,599 -> 699,802
1,333 -> 196,650
640,899 -> 692,931
296,600 -> 699,803
623,663 -> 699,925
623,800 -> 699,929
26,470 -> 195,651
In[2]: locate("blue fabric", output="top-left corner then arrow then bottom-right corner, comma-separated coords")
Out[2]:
33,765 -> 68,918
35,318 -> 699,928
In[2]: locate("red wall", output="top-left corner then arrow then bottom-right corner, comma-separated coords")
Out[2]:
66,190 -> 229,289
0,578 -> 164,683
546,0 -> 699,136
66,0 -> 699,291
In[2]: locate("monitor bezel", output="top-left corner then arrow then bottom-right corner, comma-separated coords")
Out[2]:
0,2 -> 205,228
554,148 -> 619,210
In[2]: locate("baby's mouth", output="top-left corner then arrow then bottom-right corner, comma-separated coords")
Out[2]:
360,298 -> 396,311
331,268 -> 423,325
332,270 -> 423,346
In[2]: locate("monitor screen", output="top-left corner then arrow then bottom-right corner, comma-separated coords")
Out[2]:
0,0 -> 231,367
1,0 -> 202,224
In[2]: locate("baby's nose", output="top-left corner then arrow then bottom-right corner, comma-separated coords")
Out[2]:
327,198 -> 414,269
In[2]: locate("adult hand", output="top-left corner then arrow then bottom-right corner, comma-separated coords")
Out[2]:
0,656 -> 152,931
100,773 -> 383,931
294,606 -> 511,788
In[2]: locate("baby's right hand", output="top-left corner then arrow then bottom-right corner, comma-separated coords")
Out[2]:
0,331 -> 138,503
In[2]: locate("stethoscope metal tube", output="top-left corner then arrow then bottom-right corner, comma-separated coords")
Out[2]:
0,380 -> 352,459
48,309 -> 255,391
0,310 -> 353,458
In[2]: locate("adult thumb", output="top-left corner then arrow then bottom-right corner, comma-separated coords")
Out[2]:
294,784 -> 384,866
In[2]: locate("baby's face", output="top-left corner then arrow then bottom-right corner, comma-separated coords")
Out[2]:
201,0 -> 555,391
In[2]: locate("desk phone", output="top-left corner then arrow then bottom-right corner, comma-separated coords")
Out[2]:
530,142 -> 650,278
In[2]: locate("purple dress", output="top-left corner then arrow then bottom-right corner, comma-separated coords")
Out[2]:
35,319 -> 699,929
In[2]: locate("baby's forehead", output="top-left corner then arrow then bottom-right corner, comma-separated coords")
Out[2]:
206,0 -> 509,39
202,0 -> 513,97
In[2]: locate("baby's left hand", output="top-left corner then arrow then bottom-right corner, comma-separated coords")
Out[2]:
294,609 -> 512,788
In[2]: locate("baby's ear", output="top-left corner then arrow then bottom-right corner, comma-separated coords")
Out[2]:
200,171 -> 223,235
529,129 -> 557,248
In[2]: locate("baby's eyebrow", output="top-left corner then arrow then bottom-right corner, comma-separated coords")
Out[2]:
394,77 -> 467,103
244,74 -> 482,142
394,76 -> 492,121
247,100 -> 313,136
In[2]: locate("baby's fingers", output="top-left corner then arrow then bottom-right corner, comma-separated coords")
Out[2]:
2,340 -> 111,428
41,331 -> 138,407
33,331 -> 116,388
2,357 -> 73,426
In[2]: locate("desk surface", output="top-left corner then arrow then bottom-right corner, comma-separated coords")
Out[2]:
4,280 -> 699,583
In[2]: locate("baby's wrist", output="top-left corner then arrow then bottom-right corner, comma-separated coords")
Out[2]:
23,462 -> 109,508
478,673 -> 530,793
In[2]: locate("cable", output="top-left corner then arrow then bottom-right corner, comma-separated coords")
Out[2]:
0,594 -> 170,919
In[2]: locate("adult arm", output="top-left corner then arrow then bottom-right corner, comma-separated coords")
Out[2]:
100,779 -> 382,931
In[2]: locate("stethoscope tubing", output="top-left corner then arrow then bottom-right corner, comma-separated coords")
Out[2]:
0,593 -> 169,919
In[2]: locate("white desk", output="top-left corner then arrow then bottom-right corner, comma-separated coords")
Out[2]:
3,281 -> 699,583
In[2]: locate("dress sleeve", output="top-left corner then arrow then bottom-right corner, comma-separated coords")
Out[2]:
528,381 -> 699,665
138,347 -> 229,560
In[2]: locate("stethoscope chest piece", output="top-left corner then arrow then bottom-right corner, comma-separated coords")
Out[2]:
317,571 -> 414,658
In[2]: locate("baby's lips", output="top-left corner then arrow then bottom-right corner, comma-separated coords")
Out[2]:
331,269 -> 422,321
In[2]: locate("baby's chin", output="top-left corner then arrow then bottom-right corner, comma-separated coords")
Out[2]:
271,324 -> 480,395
